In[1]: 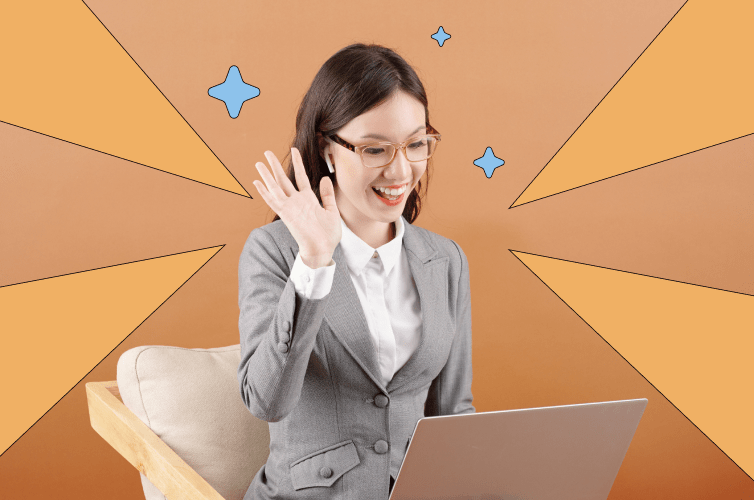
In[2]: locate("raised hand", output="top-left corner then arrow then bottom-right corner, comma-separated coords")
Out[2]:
253,147 -> 342,268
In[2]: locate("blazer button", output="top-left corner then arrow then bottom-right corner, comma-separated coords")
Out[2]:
374,440 -> 389,454
374,394 -> 389,408
282,320 -> 291,332
277,342 -> 289,353
320,466 -> 333,478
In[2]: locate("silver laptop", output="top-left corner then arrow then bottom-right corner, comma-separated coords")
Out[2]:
389,398 -> 647,500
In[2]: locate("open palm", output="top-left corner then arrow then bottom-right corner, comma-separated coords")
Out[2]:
253,147 -> 341,268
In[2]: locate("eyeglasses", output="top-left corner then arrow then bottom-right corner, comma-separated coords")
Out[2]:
325,124 -> 441,168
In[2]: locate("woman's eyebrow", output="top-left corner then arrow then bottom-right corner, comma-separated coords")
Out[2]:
361,125 -> 425,141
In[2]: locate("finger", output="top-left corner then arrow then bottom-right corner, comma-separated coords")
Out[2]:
255,161 -> 286,200
291,147 -> 312,192
319,176 -> 339,214
264,151 -> 296,196
252,180 -> 277,211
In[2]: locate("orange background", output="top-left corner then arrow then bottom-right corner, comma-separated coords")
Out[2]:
1,0 -> 753,498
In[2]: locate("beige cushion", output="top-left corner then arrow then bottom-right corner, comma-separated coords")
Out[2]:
117,345 -> 270,500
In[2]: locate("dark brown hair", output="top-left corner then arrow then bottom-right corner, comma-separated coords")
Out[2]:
273,43 -> 432,224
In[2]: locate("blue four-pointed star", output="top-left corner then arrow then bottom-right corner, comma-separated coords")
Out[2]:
431,27 -> 451,47
474,147 -> 505,178
208,66 -> 260,118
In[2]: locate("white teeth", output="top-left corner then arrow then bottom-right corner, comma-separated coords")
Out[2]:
375,185 -> 407,195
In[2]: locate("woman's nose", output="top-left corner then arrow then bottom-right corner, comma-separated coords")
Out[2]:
384,149 -> 411,179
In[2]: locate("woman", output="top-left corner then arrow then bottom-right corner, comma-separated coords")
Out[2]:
238,43 -> 474,500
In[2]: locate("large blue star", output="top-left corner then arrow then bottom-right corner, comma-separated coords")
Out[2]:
474,147 -> 505,178
431,26 -> 451,47
208,66 -> 260,118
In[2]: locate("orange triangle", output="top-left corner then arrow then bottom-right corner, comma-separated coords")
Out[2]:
0,2 -> 248,197
513,251 -> 754,477
0,246 -> 222,455
513,1 -> 754,206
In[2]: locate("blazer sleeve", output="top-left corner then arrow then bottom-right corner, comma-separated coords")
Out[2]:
424,240 -> 475,416
237,227 -> 331,422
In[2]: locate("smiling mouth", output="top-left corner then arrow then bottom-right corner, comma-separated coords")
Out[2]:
372,184 -> 408,200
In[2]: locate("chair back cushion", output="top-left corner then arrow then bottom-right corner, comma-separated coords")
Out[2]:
117,344 -> 269,500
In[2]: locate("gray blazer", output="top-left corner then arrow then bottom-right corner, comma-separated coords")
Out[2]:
238,217 -> 474,500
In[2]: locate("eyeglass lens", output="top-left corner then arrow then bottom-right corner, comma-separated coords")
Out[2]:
362,137 -> 438,168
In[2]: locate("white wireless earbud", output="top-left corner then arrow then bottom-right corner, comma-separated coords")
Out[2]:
323,141 -> 335,173
325,154 -> 335,174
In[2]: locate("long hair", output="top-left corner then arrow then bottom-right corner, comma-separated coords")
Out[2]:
273,43 -> 432,224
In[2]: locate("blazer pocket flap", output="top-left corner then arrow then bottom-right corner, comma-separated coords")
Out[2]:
290,440 -> 360,490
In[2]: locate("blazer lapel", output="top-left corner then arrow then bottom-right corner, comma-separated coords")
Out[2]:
387,220 -> 450,393
316,218 -> 450,394
323,243 -> 386,390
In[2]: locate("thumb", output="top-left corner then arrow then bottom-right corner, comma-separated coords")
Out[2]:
319,176 -> 339,214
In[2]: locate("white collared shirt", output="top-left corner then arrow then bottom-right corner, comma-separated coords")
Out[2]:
289,216 -> 422,387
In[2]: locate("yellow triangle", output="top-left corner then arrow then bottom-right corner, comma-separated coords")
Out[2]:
0,2 -> 248,197
512,251 -> 754,476
0,246 -> 222,455
513,1 -> 754,207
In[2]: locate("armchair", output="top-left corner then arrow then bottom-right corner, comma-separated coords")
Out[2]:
86,345 -> 269,500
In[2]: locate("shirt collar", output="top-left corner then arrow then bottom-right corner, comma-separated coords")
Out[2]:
339,216 -> 405,276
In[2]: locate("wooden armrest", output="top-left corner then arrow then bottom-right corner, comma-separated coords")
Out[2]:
86,381 -> 226,500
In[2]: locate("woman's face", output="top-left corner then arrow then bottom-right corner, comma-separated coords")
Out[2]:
327,90 -> 427,229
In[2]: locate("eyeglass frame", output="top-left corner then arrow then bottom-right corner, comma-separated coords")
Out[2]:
322,124 -> 441,168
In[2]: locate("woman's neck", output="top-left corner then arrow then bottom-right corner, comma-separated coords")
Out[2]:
343,215 -> 395,249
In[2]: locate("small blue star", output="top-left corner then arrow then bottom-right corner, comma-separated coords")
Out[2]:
474,147 -> 505,178
431,27 -> 451,47
208,66 -> 260,118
